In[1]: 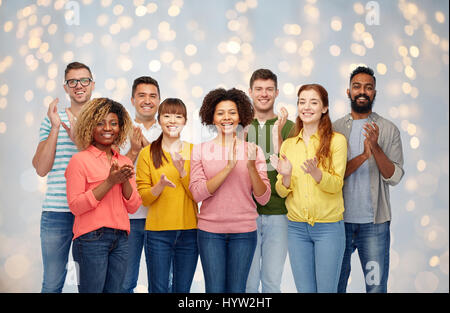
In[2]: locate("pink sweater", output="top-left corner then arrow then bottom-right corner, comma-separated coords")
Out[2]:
189,140 -> 271,233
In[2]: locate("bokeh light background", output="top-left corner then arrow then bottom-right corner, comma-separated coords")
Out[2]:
0,0 -> 448,293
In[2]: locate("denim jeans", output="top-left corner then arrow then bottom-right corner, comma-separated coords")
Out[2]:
122,219 -> 149,293
40,211 -> 74,293
198,229 -> 257,293
72,227 -> 128,293
338,221 -> 391,293
246,214 -> 288,293
288,220 -> 345,293
145,229 -> 198,293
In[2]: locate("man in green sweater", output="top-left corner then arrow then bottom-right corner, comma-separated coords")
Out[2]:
245,69 -> 294,293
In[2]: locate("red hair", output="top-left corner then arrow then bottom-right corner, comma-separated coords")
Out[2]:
289,84 -> 334,171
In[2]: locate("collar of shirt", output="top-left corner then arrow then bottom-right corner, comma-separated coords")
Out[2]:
344,111 -> 380,124
295,128 -> 320,144
87,144 -> 120,159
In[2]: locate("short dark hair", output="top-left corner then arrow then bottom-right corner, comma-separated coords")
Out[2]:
199,88 -> 254,127
131,76 -> 160,98
64,62 -> 93,79
249,68 -> 278,89
350,66 -> 376,86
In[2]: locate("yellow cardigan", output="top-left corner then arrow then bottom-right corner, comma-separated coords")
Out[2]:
136,142 -> 198,231
275,130 -> 347,226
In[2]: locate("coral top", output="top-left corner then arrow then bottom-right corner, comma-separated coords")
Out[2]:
65,145 -> 141,239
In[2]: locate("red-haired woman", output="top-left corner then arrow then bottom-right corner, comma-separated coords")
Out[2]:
271,84 -> 347,293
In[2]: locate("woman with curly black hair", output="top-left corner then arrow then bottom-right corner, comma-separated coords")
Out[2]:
189,88 -> 271,293
65,98 -> 141,293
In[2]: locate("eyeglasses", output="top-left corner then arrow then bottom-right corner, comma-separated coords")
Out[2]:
65,77 -> 93,88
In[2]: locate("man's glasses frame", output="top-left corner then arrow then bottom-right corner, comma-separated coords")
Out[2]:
65,77 -> 93,88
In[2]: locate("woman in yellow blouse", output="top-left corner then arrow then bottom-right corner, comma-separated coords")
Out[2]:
136,98 -> 198,293
271,84 -> 347,293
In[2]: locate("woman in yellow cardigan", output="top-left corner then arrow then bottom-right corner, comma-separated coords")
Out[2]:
136,98 -> 198,293
271,84 -> 347,293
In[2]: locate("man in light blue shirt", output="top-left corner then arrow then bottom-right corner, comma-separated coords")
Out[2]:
33,62 -> 95,292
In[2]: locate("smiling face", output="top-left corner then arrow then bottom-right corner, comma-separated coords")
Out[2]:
131,83 -> 161,122
213,100 -> 241,135
347,73 -> 376,114
297,89 -> 328,126
249,79 -> 279,114
64,68 -> 95,106
92,112 -> 120,151
159,112 -> 186,138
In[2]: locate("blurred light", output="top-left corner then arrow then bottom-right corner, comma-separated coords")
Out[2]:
410,46 -> 420,58
283,83 -> 295,96
429,256 -> 440,267
25,112 -> 34,127
4,20 -> 13,32
146,39 -> 158,50
407,123 -> 416,135
0,98 -> 7,109
146,2 -> 158,13
113,4 -> 124,15
135,5 -> 147,16
329,45 -> 341,56
168,5 -> 180,17
284,40 -> 297,54
189,62 -> 202,75
435,11 -> 445,23
0,122 -> 6,133
192,86 -> 203,98
353,2 -> 365,15
420,215 -> 430,227
377,63 -> 387,75
148,60 -> 161,72
330,17 -> 342,31
410,136 -> 420,149
185,44 -> 197,56
24,90 -> 34,102
406,200 -> 415,212
235,1 -> 248,13
405,66 -> 416,80
227,40 -> 241,54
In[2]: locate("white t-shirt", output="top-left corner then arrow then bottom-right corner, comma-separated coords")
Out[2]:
122,120 -> 162,219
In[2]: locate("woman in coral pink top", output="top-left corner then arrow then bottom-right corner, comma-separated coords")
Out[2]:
65,98 -> 141,293
189,88 -> 271,293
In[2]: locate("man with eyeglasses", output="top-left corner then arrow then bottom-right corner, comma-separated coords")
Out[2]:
32,61 -> 95,292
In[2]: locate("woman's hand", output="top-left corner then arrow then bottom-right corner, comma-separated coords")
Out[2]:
301,157 -> 322,183
171,151 -> 187,178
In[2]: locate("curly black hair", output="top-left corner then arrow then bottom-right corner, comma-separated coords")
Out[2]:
199,88 -> 254,127
350,66 -> 376,86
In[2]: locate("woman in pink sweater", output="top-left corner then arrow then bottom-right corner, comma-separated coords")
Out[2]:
189,88 -> 271,293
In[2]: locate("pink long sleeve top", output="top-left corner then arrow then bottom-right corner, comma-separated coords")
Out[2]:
189,140 -> 271,233
65,145 -> 141,239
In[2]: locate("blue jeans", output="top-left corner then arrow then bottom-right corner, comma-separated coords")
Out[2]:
145,229 -> 198,293
198,230 -> 257,293
246,214 -> 288,293
72,227 -> 128,293
288,220 -> 345,293
122,219 -> 149,293
338,221 -> 391,293
40,211 -> 74,293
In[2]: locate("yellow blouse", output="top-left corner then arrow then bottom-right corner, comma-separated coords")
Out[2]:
275,130 -> 347,225
136,142 -> 198,231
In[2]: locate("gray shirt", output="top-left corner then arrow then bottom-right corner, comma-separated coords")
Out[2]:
344,118 -> 373,223
333,112 -> 404,224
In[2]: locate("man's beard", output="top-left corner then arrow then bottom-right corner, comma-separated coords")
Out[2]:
349,93 -> 375,114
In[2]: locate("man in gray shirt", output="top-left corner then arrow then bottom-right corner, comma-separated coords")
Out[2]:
333,66 -> 404,293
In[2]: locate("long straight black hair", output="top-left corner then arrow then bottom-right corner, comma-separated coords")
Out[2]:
150,98 -> 187,168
